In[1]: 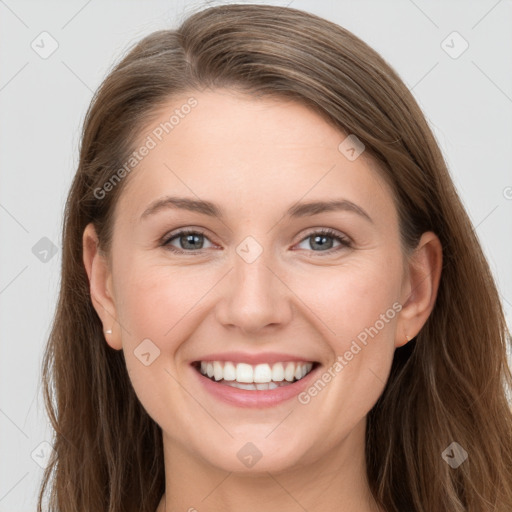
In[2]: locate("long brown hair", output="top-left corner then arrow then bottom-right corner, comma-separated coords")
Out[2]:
38,4 -> 512,511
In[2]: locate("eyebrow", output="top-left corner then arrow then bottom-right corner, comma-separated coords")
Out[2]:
140,196 -> 373,223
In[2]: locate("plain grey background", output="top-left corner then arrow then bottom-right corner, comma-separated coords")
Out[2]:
1,0 -> 511,510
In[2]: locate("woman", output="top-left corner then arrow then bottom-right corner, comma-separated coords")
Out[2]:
38,4 -> 512,512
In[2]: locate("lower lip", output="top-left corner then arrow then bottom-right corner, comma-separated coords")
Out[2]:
192,364 -> 320,408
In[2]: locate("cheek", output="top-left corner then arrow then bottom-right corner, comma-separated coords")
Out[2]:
291,258 -> 402,347
114,257 -> 218,346
113,260 -> 215,423
291,259 -> 402,424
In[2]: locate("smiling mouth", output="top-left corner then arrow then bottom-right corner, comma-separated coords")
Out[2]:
192,360 -> 320,390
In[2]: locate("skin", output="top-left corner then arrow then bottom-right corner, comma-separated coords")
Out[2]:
83,89 -> 442,512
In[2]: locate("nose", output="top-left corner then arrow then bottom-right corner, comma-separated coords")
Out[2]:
214,247 -> 293,335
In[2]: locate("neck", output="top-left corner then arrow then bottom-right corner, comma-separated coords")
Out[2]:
155,417 -> 383,512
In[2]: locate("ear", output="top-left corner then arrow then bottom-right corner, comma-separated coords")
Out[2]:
82,223 -> 122,350
396,231 -> 443,348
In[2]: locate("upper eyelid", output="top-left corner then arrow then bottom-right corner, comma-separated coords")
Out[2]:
294,229 -> 351,251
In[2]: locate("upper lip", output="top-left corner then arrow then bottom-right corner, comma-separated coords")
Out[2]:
192,352 -> 319,365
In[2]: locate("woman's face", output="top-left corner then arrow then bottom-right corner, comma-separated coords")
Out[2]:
85,89 -> 433,473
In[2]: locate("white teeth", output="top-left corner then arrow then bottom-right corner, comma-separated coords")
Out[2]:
222,381 -> 285,390
271,362 -> 284,381
236,363 -> 253,383
253,363 -> 272,383
213,361 -> 223,381
232,382 -> 256,390
223,361 -> 236,381
284,362 -> 295,382
197,360 -> 314,385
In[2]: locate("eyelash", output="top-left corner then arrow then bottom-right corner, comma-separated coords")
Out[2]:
161,228 -> 352,256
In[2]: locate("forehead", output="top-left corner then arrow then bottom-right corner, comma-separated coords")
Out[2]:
115,89 -> 395,224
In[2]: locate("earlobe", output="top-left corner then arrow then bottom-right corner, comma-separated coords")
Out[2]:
82,223 -> 122,350
396,231 -> 443,348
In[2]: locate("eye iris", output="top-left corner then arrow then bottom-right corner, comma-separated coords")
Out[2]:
310,234 -> 333,251
181,233 -> 203,250
169,231 -> 342,252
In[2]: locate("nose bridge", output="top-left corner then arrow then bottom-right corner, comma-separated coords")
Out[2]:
215,235 -> 292,333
